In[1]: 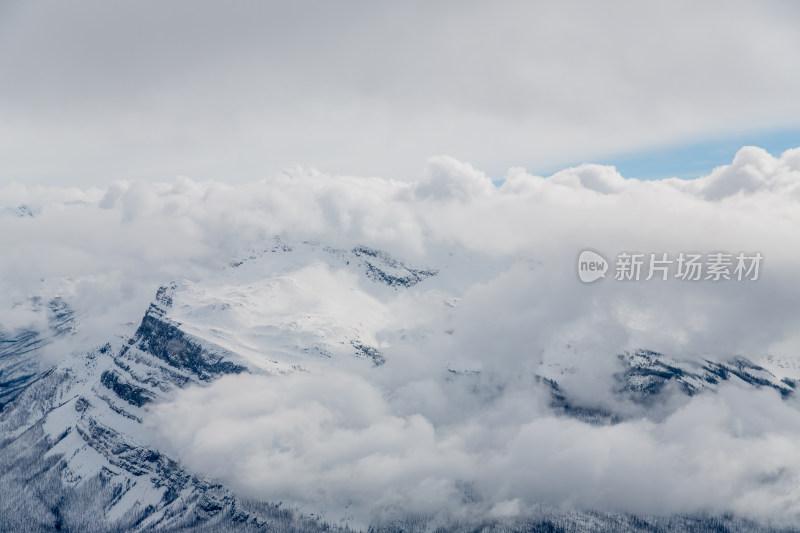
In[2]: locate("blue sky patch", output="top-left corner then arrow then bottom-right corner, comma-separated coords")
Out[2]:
587,128 -> 800,181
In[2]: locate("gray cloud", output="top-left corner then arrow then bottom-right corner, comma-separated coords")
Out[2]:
1,1 -> 799,185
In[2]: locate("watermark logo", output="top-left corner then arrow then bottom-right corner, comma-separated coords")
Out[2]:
577,249 -> 609,283
577,250 -> 763,283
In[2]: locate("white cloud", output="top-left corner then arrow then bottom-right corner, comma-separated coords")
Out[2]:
3,145 -> 800,524
547,164 -> 629,194
413,156 -> 495,201
148,372 -> 472,517
147,372 -> 800,524
663,146 -> 800,200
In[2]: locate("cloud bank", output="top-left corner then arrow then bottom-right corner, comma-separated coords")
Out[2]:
150,374 -> 800,524
3,146 -> 800,524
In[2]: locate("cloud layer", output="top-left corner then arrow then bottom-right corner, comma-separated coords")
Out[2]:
1,1 -> 799,184
3,146 -> 800,524
151,374 -> 800,525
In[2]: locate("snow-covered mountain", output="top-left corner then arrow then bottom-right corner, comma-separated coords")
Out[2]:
0,204 -> 34,218
1,239 -> 798,532
0,239 -> 448,531
0,297 -> 76,407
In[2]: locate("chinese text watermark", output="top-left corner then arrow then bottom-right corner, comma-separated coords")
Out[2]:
577,250 -> 762,283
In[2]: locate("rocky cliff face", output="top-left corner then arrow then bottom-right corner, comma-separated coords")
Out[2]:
0,297 -> 75,410
0,289 -> 323,532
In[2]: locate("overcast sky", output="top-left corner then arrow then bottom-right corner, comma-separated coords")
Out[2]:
1,0 -> 799,186
4,3 -> 800,525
